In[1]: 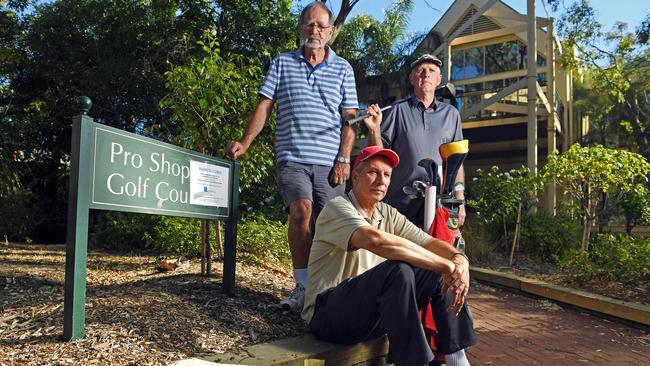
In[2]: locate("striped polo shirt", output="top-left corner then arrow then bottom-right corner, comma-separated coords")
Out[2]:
259,46 -> 359,166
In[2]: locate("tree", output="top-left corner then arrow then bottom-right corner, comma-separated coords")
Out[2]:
467,166 -> 540,241
558,0 -> 650,160
0,0 -> 298,240
159,31 -> 272,193
618,184 -> 650,235
332,0 -> 421,77
543,144 -> 650,251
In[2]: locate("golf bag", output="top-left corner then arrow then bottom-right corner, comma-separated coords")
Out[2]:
416,139 -> 469,365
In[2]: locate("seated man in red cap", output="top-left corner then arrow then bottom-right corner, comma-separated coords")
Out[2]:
301,146 -> 476,366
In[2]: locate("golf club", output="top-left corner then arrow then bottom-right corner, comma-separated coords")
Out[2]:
345,83 -> 457,126
344,97 -> 410,126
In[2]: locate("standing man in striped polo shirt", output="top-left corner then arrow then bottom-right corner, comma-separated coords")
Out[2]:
226,1 -> 359,313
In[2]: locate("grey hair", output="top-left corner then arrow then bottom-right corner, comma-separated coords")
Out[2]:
354,160 -> 368,173
299,1 -> 333,26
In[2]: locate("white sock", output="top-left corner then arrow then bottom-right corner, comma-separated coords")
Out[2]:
294,268 -> 308,288
445,349 -> 470,366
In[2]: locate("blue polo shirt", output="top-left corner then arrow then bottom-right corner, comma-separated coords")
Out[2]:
259,47 -> 359,166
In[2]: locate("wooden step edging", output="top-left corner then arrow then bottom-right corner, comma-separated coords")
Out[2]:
470,267 -> 650,326
172,334 -> 388,366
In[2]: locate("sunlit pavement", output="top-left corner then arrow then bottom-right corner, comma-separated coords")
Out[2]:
466,283 -> 649,365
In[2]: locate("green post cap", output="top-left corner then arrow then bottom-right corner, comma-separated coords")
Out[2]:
77,96 -> 92,115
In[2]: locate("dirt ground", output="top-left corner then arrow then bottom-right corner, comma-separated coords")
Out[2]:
0,243 -> 308,366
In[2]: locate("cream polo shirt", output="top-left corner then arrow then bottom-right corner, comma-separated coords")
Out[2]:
301,191 -> 432,324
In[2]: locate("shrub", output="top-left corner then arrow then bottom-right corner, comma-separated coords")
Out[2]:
145,215 -> 205,257
0,189 -> 37,241
89,211 -> 291,263
518,212 -> 582,262
462,221 -> 501,262
236,214 -> 290,265
559,234 -> 650,284
89,212 -> 159,252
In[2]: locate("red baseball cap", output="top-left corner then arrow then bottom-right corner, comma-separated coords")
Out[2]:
353,146 -> 400,171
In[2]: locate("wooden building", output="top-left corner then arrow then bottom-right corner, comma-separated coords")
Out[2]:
356,0 -> 588,186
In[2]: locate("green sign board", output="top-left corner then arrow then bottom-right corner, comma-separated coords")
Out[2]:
89,124 -> 231,219
63,102 -> 239,341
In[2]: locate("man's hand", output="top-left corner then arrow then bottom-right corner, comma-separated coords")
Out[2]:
226,140 -> 248,160
443,254 -> 470,315
362,104 -> 382,134
330,162 -> 350,185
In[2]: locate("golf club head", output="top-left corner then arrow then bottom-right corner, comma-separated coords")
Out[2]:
412,180 -> 427,193
440,139 -> 469,194
402,185 -> 419,199
437,83 -> 457,99
418,158 -> 439,189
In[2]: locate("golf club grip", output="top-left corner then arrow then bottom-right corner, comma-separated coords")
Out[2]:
345,105 -> 394,126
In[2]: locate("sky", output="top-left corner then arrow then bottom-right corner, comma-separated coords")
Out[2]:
310,0 -> 648,37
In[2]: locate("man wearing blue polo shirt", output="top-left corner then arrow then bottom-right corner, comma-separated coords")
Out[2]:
226,1 -> 358,312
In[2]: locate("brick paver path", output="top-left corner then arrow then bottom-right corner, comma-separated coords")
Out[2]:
466,283 -> 649,365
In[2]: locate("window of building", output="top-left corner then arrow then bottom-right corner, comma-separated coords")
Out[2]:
451,40 -> 546,81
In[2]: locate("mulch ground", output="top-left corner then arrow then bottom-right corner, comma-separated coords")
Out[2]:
0,243 -> 308,366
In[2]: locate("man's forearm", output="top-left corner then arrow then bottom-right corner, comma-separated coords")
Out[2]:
367,128 -> 383,147
454,165 -> 465,199
338,109 -> 358,158
240,98 -> 274,147
423,236 -> 461,261
350,227 -> 454,274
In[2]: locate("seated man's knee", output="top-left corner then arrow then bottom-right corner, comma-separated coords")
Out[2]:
385,261 -> 416,285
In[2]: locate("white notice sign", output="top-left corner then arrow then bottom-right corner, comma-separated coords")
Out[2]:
189,160 -> 229,207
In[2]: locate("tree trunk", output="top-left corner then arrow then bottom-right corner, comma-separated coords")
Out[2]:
214,220 -> 223,259
200,220 -> 206,275
597,190 -> 607,233
502,212 -> 508,239
624,92 -> 649,160
626,217 -> 634,236
509,200 -> 524,267
328,0 -> 360,43
581,198 -> 595,251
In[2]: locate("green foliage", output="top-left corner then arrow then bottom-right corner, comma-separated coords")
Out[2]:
467,165 -> 541,236
0,188 -> 39,240
159,31 -> 273,194
558,1 -> 650,159
89,212 -> 159,252
144,216 -> 206,257
544,144 -> 650,250
618,184 -> 650,233
334,0 -> 422,77
215,0 -> 296,65
518,212 -> 582,262
236,214 -> 290,265
89,211 -> 290,263
1,0 -> 216,240
559,234 -> 650,284
461,220 -> 501,262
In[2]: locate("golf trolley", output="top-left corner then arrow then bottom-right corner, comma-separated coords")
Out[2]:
403,139 -> 469,250
403,139 -> 469,365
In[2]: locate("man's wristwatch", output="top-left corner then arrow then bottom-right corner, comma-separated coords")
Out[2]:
454,182 -> 465,192
336,156 -> 351,164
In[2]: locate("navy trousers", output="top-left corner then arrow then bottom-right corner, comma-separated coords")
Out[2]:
309,260 -> 476,366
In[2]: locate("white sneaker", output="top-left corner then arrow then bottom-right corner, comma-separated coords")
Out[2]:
279,284 -> 305,313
